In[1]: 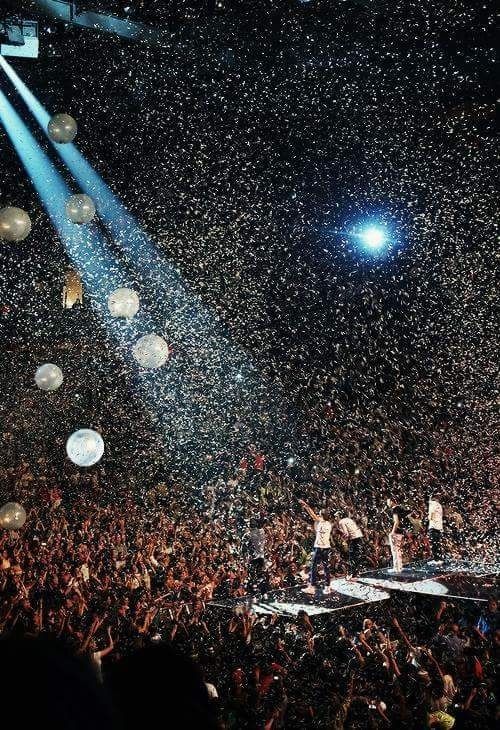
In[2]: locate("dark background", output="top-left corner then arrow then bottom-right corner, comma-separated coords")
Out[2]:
0,1 -> 497,492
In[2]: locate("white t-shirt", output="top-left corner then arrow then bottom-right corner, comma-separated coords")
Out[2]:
250,527 -> 266,559
205,682 -> 219,699
338,517 -> 363,540
314,519 -> 332,548
428,499 -> 443,531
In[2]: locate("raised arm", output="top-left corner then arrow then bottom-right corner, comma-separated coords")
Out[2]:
391,616 -> 414,652
298,499 -> 322,522
80,616 -> 102,653
423,648 -> 444,680
463,686 -> 477,711
339,626 -> 365,667
435,600 -> 447,622
94,626 -> 114,660
386,645 -> 401,677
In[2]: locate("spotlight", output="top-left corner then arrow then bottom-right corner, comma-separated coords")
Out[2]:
361,226 -> 386,250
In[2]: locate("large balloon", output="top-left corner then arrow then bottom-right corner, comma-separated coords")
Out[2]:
0,502 -> 26,531
133,334 -> 169,369
35,363 -> 63,391
48,113 -> 78,143
0,207 -> 32,242
66,194 -> 96,224
108,287 -> 140,319
66,429 -> 104,467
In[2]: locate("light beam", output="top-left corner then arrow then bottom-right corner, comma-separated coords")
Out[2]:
0,58 -> 296,470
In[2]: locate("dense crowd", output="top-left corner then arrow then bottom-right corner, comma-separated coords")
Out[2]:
0,446 -> 498,728
176,593 -> 499,729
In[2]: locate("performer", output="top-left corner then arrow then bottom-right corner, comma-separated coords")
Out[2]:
386,497 -> 410,573
299,499 -> 333,594
427,493 -> 444,565
336,513 -> 363,579
247,517 -> 266,591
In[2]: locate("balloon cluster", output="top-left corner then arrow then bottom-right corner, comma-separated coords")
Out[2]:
4,112 -> 171,487
106,288 -> 170,367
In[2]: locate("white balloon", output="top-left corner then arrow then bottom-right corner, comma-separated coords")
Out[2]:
66,429 -> 104,467
0,502 -> 26,531
0,207 -> 32,242
66,194 -> 96,224
35,363 -> 63,391
48,113 -> 78,143
133,334 -> 169,369
108,288 -> 140,319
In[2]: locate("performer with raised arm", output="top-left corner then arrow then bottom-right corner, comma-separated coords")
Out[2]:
299,499 -> 333,594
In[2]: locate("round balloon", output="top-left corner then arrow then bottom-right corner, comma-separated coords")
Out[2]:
47,113 -> 78,143
35,363 -> 63,391
108,287 -> 140,319
133,334 -> 169,369
0,502 -> 26,531
66,194 -> 96,224
0,207 -> 32,242
66,429 -> 104,467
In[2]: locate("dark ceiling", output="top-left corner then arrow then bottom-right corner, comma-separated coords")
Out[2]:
0,0 -> 497,486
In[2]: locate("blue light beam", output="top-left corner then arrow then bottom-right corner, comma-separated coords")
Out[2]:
0,86 -> 169,409
0,59 -> 298,467
0,86 -> 121,304
0,57 -> 261,380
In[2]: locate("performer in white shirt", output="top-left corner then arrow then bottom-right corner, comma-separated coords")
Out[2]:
427,494 -> 444,565
299,499 -> 333,594
336,514 -> 364,579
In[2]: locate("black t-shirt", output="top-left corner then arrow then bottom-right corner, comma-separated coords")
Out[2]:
393,505 -> 410,533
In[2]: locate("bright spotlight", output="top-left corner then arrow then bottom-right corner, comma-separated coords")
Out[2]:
361,226 -> 386,250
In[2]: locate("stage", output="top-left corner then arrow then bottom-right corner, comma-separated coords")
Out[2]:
357,559 -> 499,602
212,578 -> 390,617
212,559 -> 499,617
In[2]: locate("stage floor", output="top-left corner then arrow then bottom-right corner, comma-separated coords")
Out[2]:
212,559 -> 498,617
212,578 -> 390,617
357,559 -> 499,602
